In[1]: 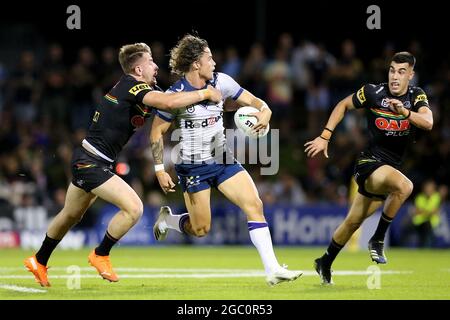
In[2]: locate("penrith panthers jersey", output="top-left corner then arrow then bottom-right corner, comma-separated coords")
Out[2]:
84,75 -> 156,162
352,83 -> 430,166
156,72 -> 244,163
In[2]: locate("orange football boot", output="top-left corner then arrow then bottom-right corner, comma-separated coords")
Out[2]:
88,250 -> 119,282
24,255 -> 50,287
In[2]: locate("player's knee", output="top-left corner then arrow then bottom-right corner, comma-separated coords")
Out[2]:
193,224 -> 210,237
394,179 -> 414,198
126,200 -> 144,223
243,197 -> 264,214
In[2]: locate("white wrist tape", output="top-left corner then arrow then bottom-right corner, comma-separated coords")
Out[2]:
154,164 -> 165,172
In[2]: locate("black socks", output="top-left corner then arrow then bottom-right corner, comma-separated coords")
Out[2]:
371,212 -> 393,242
35,234 -> 61,266
95,231 -> 118,256
321,238 -> 344,267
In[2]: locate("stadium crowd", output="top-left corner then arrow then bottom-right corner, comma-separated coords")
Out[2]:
0,34 -> 448,225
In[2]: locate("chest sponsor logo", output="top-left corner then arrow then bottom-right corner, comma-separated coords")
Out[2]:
375,117 -> 410,136
184,115 -> 222,129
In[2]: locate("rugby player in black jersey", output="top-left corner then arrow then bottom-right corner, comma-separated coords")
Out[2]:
304,52 -> 433,285
24,42 -> 222,286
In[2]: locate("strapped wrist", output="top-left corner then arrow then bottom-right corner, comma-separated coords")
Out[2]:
199,88 -> 209,100
404,109 -> 411,119
319,135 -> 330,142
154,164 -> 165,172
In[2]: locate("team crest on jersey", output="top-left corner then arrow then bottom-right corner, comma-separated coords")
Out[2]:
186,106 -> 195,113
403,101 -> 411,109
381,98 -> 390,108
356,87 -> 366,104
129,83 -> 151,96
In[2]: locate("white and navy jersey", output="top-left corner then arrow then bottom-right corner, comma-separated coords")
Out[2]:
156,72 -> 243,163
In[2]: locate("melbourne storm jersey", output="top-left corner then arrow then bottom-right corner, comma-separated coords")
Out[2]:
84,75 -> 155,162
352,83 -> 430,166
156,72 -> 243,163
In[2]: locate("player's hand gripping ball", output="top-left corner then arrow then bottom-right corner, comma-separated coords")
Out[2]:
234,106 -> 270,138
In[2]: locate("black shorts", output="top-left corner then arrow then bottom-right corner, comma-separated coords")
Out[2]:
353,152 -> 391,200
71,147 -> 115,192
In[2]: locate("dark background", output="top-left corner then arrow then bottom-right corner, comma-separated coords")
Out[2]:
1,0 -> 447,63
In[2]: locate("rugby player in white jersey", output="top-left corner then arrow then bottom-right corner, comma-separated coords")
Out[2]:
150,34 -> 302,286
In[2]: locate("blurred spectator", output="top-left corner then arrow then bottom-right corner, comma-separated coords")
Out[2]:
6,51 -> 40,124
69,47 -> 96,130
264,47 -> 293,121
410,180 -> 444,247
222,46 -> 241,79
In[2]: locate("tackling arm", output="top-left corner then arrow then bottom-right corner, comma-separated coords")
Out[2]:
143,85 -> 222,111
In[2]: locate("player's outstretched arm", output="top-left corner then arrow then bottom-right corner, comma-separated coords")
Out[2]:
150,116 -> 176,194
386,99 -> 433,131
304,94 -> 355,158
235,89 -> 272,131
143,85 -> 222,111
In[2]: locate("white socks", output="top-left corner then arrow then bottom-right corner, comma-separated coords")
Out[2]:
248,221 -> 281,274
164,212 -> 189,233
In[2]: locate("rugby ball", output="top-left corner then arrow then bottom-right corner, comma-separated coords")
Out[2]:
234,106 -> 270,138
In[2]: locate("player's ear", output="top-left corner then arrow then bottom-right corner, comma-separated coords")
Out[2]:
135,65 -> 142,76
409,69 -> 415,81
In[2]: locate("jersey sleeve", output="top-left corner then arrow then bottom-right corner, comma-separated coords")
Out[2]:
217,72 -> 243,100
412,87 -> 430,110
352,84 -> 375,109
128,81 -> 153,104
155,109 -> 175,122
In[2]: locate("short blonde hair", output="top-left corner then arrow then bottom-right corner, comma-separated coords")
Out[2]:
118,43 -> 151,74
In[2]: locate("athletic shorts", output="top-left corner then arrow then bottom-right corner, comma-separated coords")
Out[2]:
353,152 -> 395,200
71,147 -> 115,192
175,160 -> 244,193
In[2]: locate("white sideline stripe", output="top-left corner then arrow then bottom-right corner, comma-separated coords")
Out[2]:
0,283 -> 46,293
0,267 -> 414,274
0,270 -> 412,279
1,267 -> 265,272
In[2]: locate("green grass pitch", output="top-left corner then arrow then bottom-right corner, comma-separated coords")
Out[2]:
1,246 -> 449,300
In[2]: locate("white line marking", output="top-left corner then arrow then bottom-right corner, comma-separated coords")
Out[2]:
0,267 -> 415,274
0,270 -> 413,280
0,283 -> 46,293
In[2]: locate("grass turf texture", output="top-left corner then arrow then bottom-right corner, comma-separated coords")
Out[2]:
1,246 -> 449,300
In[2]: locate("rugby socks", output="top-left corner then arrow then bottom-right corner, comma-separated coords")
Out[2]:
162,212 -> 190,233
35,234 -> 61,266
178,213 -> 190,234
248,221 -> 280,274
321,238 -> 344,267
95,231 -> 118,256
370,212 -> 393,242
